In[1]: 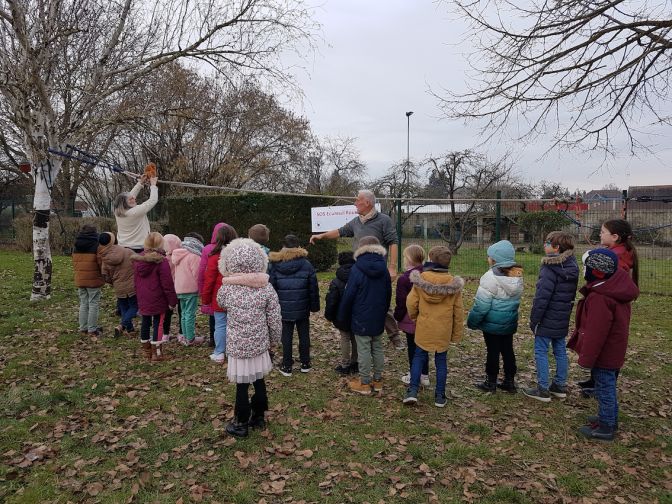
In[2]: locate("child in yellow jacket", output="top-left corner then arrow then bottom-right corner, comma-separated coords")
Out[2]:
402,246 -> 464,407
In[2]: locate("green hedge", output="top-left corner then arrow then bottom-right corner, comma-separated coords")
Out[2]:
164,193 -> 338,271
12,216 -> 168,255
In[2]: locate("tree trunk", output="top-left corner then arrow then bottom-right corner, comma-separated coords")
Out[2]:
30,160 -> 60,301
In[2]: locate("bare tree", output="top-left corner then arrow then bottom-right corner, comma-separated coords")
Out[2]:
0,0 -> 321,300
304,135 -> 366,195
424,150 -> 513,253
434,0 -> 672,158
370,159 -> 427,224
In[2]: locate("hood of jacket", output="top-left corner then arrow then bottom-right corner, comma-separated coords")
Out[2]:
163,234 -> 182,255
74,232 -> 99,252
268,248 -> 309,275
581,267 -> 638,304
218,238 -> 268,276
131,250 -> 166,278
410,269 -> 465,304
171,247 -> 197,265
99,244 -> 127,265
354,244 -> 388,279
490,265 -> 524,297
541,249 -> 580,280
336,263 -> 354,283
210,222 -> 228,244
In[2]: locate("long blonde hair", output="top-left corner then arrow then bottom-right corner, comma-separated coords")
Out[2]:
403,244 -> 425,267
144,232 -> 164,251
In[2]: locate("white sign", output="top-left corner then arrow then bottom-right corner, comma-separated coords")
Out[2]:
311,204 -> 381,232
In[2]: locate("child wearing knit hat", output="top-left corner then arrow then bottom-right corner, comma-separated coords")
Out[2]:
567,249 -> 638,441
466,240 -> 524,393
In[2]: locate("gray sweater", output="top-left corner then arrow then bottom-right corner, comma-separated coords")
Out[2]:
338,212 -> 398,253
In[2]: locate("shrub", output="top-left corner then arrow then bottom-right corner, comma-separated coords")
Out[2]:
12,216 -> 168,255
517,210 -> 568,247
164,193 -> 338,271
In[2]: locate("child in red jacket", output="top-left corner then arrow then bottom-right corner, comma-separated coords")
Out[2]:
567,249 -> 638,441
201,225 -> 238,362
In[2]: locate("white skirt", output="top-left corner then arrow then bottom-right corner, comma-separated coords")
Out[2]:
227,351 -> 273,384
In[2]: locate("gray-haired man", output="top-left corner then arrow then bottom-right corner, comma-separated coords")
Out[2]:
310,190 -> 405,350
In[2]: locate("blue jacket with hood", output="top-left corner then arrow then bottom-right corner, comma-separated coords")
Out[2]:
269,247 -> 320,321
338,243 -> 392,336
529,249 -> 580,338
467,264 -> 524,335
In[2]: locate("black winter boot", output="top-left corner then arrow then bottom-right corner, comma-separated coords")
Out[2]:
226,414 -> 249,440
475,375 -> 497,393
578,377 -> 595,388
496,375 -> 517,393
249,394 -> 268,430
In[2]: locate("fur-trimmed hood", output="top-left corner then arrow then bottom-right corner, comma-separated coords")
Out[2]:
410,269 -> 465,300
541,249 -> 575,265
131,250 -> 168,280
218,238 -> 269,276
354,244 -> 387,259
268,247 -> 308,262
131,250 -> 165,263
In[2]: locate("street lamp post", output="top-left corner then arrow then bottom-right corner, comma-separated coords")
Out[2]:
406,111 -> 413,165
398,111 -> 413,272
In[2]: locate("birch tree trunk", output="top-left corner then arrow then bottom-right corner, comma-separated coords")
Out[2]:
30,159 -> 60,301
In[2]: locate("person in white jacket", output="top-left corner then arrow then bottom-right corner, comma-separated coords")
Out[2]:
114,174 -> 159,252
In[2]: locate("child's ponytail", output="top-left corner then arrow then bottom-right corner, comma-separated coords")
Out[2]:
603,219 -> 639,288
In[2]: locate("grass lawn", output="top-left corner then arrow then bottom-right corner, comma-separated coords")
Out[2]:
1,248 -> 671,504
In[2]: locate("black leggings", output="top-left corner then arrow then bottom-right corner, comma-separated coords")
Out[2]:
141,314 -> 162,342
483,332 -> 517,378
235,378 -> 268,423
162,306 -> 183,335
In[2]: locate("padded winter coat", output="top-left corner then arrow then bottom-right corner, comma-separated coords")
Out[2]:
72,233 -> 104,288
201,253 -> 226,312
324,263 -> 354,332
394,265 -> 424,334
216,238 -> 282,359
529,250 -> 580,338
197,223 -> 227,314
269,248 -> 320,321
338,244 -> 392,336
131,250 -> 178,316
467,265 -> 523,335
407,268 -> 465,352
172,248 -> 200,294
100,245 -> 135,298
566,268 -> 638,369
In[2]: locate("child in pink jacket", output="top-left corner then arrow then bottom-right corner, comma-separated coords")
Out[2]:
172,233 -> 205,345
162,234 -> 183,341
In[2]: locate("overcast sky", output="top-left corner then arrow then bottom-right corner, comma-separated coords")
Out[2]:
290,0 -> 671,193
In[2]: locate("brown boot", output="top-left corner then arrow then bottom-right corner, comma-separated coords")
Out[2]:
151,343 -> 172,362
141,341 -> 152,362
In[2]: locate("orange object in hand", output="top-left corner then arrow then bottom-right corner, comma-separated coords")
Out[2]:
144,162 -> 156,178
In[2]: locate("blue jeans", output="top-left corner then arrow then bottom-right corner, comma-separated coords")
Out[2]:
410,347 -> 447,396
405,332 -> 429,376
594,367 -> 619,426
118,295 -> 138,332
534,336 -> 568,388
213,311 -> 227,355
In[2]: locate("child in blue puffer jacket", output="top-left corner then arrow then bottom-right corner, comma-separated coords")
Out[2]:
467,240 -> 523,394
522,231 -> 579,402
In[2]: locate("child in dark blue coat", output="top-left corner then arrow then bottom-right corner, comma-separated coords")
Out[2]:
522,231 -> 579,402
269,235 -> 320,377
338,236 -> 392,395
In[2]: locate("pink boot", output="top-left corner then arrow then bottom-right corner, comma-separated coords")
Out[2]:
161,333 -> 171,342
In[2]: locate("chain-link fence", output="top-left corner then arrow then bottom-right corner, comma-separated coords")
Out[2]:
374,194 -> 672,295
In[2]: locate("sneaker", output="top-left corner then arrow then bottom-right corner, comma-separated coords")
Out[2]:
549,382 -> 567,398
581,388 -> 597,399
161,333 -> 171,342
434,394 -> 448,408
579,423 -> 615,442
401,374 -> 430,386
209,352 -> 225,363
301,362 -> 312,373
178,335 -> 204,346
334,365 -> 351,376
390,335 -> 405,350
349,379 -> 372,395
587,416 -> 619,432
372,378 -> 383,392
402,388 -> 418,404
278,364 -> 293,377
78,330 -> 87,335
87,329 -> 103,337
114,325 -> 123,339
521,385 -> 551,403
350,362 -> 359,374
